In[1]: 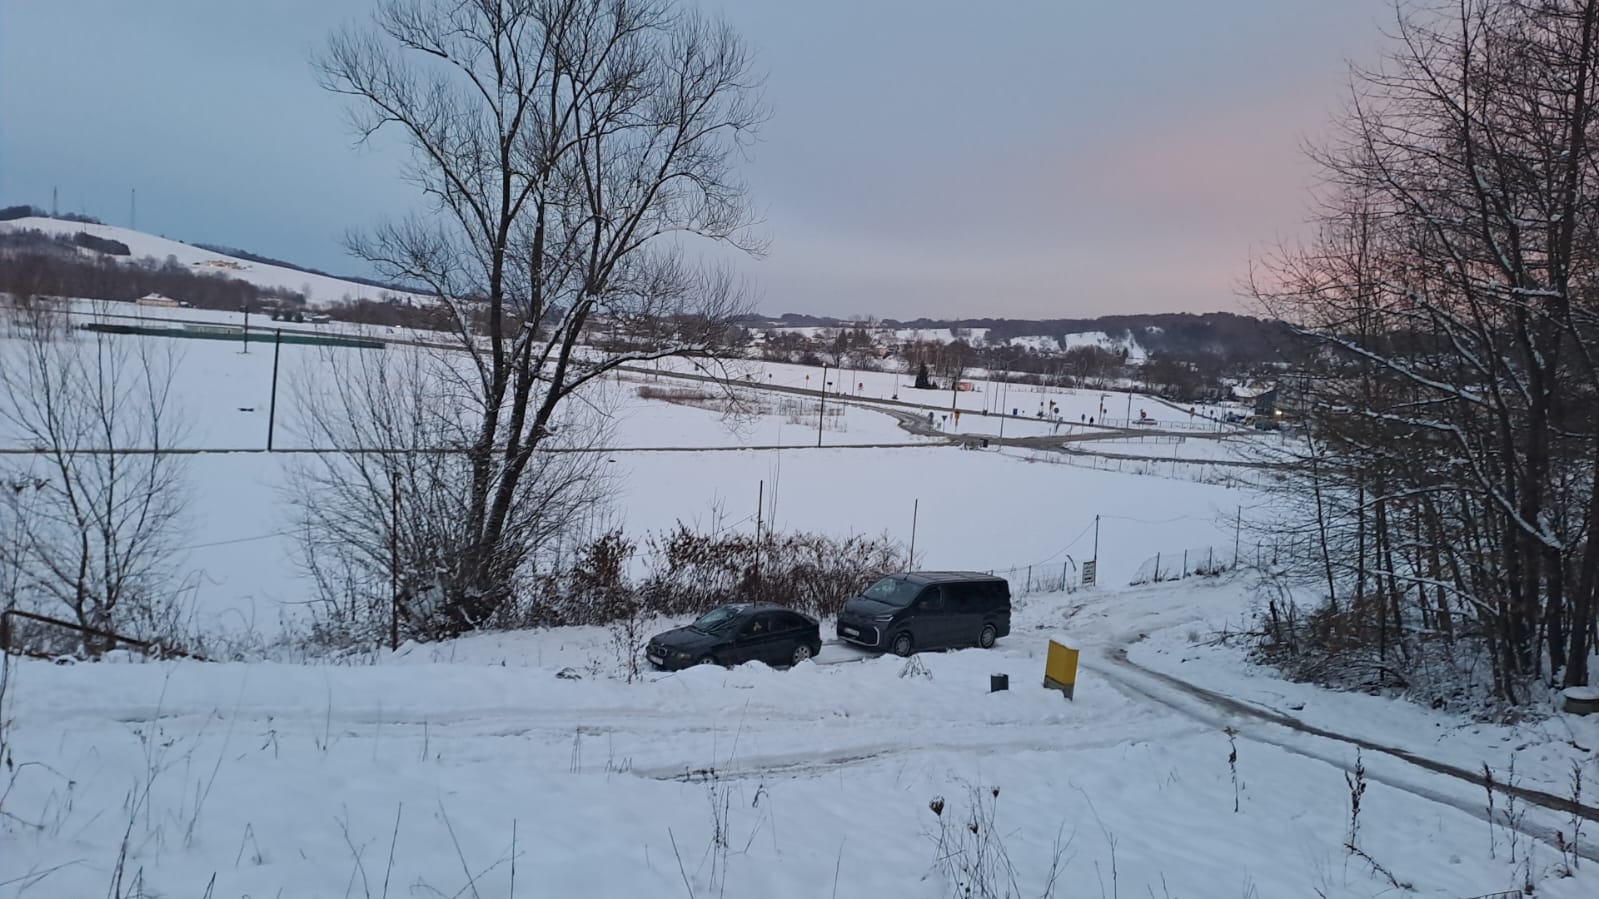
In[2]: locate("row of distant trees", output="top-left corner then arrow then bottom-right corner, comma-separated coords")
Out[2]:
1254,0 -> 1599,701
753,325 -> 1248,401
0,204 -> 101,225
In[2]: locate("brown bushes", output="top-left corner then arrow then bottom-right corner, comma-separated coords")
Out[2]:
529,525 -> 905,626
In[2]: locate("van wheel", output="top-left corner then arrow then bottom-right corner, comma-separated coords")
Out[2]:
978,624 -> 998,649
891,633 -> 914,657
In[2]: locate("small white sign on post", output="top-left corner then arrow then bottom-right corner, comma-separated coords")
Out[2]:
1081,560 -> 1097,587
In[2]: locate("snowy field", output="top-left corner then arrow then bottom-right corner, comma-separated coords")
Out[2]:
655,353 -> 1243,433
0,325 -> 1255,634
6,322 -> 1596,898
1059,432 -> 1279,464
4,579 -> 1595,898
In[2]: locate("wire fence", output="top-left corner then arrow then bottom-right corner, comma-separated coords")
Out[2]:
1012,446 -> 1282,491
988,561 -> 1079,596
1127,535 -> 1317,586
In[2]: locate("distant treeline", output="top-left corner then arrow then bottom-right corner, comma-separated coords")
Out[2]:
747,310 -> 1294,367
0,204 -> 103,225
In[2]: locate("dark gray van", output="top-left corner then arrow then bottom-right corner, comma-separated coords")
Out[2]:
836,571 -> 1011,656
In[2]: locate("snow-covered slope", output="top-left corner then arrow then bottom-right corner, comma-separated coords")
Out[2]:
889,326 -> 990,345
1006,334 -> 1061,353
1002,330 -> 1148,362
0,216 -> 422,306
1063,329 -> 1148,363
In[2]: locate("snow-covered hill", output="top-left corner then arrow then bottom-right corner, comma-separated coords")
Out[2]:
1000,330 -> 1147,362
0,215 -> 423,306
1061,329 -> 1148,363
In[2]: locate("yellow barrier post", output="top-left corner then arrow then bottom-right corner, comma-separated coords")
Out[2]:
1043,639 -> 1079,700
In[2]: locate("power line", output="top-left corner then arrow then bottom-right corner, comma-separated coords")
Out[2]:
176,530 -> 291,552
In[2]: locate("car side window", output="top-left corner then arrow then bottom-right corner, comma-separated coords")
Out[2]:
778,613 -> 805,633
919,585 -> 946,611
744,613 -> 777,636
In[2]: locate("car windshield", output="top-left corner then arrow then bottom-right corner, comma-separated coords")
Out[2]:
862,576 -> 921,607
690,606 -> 742,633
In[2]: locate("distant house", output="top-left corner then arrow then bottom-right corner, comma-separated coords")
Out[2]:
135,293 -> 178,308
1253,387 -> 1278,417
1230,381 -> 1272,401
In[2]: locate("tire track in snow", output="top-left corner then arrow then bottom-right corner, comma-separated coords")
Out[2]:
629,724 -> 1218,782
1085,641 -> 1599,863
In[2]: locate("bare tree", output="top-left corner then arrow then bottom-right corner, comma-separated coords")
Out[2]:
312,0 -> 765,635
287,343 -> 614,645
1251,0 -> 1599,699
0,302 -> 190,652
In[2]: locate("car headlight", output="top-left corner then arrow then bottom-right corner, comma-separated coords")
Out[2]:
870,613 -> 895,622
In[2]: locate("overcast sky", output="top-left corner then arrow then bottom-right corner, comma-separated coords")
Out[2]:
0,0 -> 1387,320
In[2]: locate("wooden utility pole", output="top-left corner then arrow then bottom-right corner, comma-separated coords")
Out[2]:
267,329 -> 283,450
818,363 -> 827,447
390,471 -> 400,651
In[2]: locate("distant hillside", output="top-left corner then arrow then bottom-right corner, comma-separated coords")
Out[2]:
740,311 -> 1289,366
191,242 -> 410,296
0,213 -> 423,306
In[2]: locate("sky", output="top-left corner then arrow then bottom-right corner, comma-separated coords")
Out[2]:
0,0 -> 1387,320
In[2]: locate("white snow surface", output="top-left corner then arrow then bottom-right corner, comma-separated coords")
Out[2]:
1061,330 -> 1149,364
4,322 -> 1598,898
0,327 -> 1252,633
5,578 -> 1596,898
1006,334 -> 1062,352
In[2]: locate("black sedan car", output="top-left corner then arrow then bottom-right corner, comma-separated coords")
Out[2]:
645,603 -> 822,671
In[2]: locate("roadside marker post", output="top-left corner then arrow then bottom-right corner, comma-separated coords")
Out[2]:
1043,638 -> 1079,700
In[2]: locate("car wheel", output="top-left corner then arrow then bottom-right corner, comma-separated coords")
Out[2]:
791,643 -> 814,665
891,632 -> 914,657
696,655 -> 718,667
979,623 -> 998,649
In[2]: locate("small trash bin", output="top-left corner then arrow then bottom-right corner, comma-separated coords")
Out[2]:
990,673 -> 1009,692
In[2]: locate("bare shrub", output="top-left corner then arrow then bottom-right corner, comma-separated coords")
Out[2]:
510,526 -> 902,629
0,301 -> 191,652
637,526 -> 903,620
287,344 -> 613,649
926,784 -> 1068,899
